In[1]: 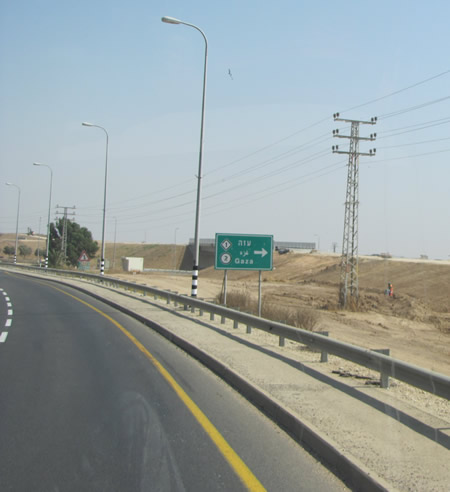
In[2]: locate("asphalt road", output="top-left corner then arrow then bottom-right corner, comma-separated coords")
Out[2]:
0,271 -> 347,491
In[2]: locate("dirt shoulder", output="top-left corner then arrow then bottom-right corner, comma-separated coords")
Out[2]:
113,252 -> 450,376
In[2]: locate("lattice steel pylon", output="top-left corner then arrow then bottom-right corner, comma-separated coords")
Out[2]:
56,205 -> 76,261
332,113 -> 377,308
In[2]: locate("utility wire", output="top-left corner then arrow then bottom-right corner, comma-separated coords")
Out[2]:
78,73 -> 450,216
377,118 -> 450,139
378,95 -> 450,119
369,147 -> 450,165
377,136 -> 450,149
338,69 -> 450,115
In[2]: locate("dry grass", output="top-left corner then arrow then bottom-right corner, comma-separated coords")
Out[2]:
216,289 -> 319,331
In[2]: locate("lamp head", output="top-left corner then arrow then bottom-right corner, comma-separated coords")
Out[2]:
82,122 -> 94,127
162,16 -> 182,24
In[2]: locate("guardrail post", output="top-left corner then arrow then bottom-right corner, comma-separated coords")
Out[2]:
191,306 -> 195,314
167,296 -> 170,305
199,308 -> 204,316
221,316 -> 226,324
184,303 -> 188,311
317,331 -> 329,362
210,312 -> 215,321
246,325 -> 251,334
279,336 -> 285,347
233,320 -> 238,329
373,348 -> 390,388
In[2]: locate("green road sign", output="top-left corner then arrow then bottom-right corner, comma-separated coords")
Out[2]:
215,233 -> 273,271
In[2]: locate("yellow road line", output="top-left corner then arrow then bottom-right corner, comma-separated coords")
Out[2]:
48,283 -> 266,492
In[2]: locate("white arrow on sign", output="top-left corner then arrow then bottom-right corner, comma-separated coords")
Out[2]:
254,248 -> 268,258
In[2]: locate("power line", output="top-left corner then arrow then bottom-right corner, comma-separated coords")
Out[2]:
377,117 -> 450,138
202,161 -> 348,218
378,95 -> 450,119
202,148 -> 331,201
377,136 -> 450,149
204,69 -> 450,178
338,69 -> 450,115
78,72 -> 450,219
367,147 -> 450,165
204,132 -> 332,188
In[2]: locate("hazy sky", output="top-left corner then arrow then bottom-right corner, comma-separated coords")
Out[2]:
1,0 -> 449,259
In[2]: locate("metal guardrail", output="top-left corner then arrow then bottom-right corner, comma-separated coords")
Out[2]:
3,263 -> 450,401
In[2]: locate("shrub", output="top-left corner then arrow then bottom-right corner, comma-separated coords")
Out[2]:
216,289 -> 319,331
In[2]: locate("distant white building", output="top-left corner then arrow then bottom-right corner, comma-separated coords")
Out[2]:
121,257 -> 144,272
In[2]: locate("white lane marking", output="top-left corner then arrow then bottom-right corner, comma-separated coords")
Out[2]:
1,291 -> 12,343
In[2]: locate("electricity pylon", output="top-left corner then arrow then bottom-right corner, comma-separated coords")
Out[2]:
332,113 -> 377,308
56,205 -> 76,261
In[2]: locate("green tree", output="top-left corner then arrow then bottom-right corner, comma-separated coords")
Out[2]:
18,245 -> 32,257
3,245 -> 15,256
49,219 -> 98,267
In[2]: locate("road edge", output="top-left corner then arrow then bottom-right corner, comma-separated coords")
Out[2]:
4,270 -> 392,491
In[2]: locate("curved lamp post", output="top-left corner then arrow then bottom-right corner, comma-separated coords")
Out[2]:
33,162 -> 53,268
5,182 -> 21,264
162,15 -> 208,297
82,122 -> 109,275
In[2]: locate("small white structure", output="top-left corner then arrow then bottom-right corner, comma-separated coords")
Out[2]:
121,257 -> 144,272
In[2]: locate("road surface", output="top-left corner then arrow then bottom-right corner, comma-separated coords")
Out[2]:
0,271 -> 346,491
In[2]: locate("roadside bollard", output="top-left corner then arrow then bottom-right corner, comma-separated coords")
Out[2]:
316,331 -> 329,362
373,348 -> 391,388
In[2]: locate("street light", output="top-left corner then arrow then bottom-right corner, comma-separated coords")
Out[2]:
162,15 -> 208,297
5,182 -> 21,264
82,122 -> 109,276
33,162 -> 53,268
